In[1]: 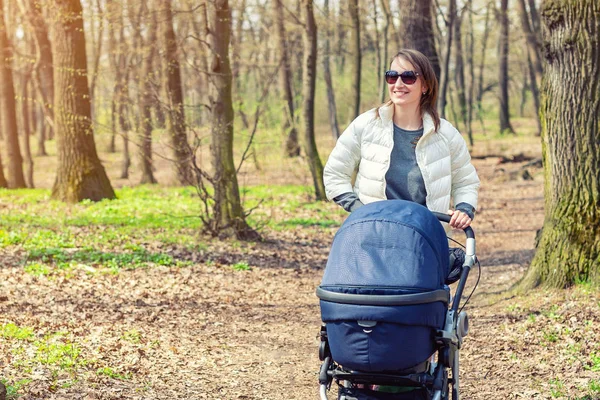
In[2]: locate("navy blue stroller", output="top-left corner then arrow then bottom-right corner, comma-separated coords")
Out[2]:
316,200 -> 477,400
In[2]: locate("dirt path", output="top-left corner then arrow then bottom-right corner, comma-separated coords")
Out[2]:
2,153 -> 599,399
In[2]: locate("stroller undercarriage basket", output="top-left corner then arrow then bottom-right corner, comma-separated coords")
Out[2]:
316,200 -> 476,400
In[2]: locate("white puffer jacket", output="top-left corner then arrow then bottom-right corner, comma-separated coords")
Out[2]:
323,103 -> 480,214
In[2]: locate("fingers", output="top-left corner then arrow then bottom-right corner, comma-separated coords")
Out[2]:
448,209 -> 472,229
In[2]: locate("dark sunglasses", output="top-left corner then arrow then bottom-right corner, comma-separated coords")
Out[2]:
385,70 -> 420,85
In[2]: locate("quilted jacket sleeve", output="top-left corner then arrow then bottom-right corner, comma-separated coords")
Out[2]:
448,126 -> 480,210
323,117 -> 363,201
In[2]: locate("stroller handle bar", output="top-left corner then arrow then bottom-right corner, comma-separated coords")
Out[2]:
432,212 -> 475,239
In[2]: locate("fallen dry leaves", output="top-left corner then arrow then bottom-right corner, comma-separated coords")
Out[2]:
1,148 -> 599,400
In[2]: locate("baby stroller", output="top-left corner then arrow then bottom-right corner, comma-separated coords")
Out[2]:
316,200 -> 478,400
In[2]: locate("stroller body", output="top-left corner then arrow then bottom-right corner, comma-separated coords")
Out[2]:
317,200 -> 476,400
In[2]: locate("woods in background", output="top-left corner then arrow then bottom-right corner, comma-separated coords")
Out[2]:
0,0 -> 597,286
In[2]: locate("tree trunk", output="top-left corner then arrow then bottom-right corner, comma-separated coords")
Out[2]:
302,0 -> 326,201
516,0 -> 543,81
453,8 -> 471,145
437,0 -> 455,118
138,3 -> 158,185
323,0 -> 340,140
348,0 -> 361,119
498,0 -> 515,134
207,0 -> 257,239
50,0 -> 115,202
21,70 -> 35,188
0,0 -> 26,188
274,0 -> 300,156
23,0 -> 54,135
476,1 -> 491,112
162,1 -> 192,184
465,0 -> 475,143
522,0 -> 600,288
88,0 -> 104,104
398,0 -> 441,81
379,0 -> 392,103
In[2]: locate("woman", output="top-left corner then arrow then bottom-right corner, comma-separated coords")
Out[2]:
323,49 -> 479,230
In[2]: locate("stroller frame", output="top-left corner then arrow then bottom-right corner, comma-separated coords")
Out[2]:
317,212 -> 476,400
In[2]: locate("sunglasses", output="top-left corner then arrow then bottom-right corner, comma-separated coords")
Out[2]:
385,70 -> 420,85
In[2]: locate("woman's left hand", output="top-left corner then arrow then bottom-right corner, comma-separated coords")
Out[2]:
447,209 -> 472,230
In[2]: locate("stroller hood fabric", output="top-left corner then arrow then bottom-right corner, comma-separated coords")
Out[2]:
321,199 -> 449,290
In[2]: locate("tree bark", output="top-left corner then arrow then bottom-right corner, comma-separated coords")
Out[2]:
207,0 -> 257,239
348,0 -> 361,119
274,0 -> 300,156
162,1 -> 193,184
323,0 -> 340,140
397,0 -> 441,81
50,0 -> 115,202
498,0 -> 515,134
522,0 -> 600,288
302,0 -> 326,201
437,0 -> 455,118
0,0 -> 26,188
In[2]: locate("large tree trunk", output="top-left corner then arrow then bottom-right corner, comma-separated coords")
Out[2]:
498,0 -> 515,134
398,0 -> 441,81
162,1 -> 192,185
274,0 -> 300,156
323,0 -> 340,140
348,0 -> 361,119
522,0 -> 600,288
207,0 -> 257,239
0,0 -> 26,188
302,0 -> 326,201
50,0 -> 115,202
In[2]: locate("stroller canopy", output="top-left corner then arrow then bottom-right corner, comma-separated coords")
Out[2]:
322,200 -> 449,291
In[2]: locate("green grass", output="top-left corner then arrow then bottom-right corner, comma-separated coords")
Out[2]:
96,366 -> 132,381
0,378 -> 31,400
232,261 -> 251,271
1,323 -> 34,341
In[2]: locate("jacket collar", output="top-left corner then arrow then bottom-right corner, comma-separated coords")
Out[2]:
380,103 -> 436,138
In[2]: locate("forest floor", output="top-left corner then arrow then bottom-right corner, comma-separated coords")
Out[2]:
1,131 -> 600,399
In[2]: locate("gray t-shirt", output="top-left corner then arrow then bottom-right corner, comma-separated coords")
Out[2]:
385,125 -> 426,205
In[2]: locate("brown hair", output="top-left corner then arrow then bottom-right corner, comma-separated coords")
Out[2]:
376,49 -> 440,131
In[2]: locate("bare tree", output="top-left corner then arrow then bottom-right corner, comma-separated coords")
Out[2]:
498,0 -> 515,134
137,1 -> 158,184
50,0 -> 115,202
161,1 -> 193,184
523,0 -> 600,288
302,0 -> 326,200
206,0 -> 257,239
437,0 -> 455,118
274,0 -> 300,156
379,0 -> 392,102
0,0 -> 26,188
323,0 -> 340,139
348,0 -> 361,119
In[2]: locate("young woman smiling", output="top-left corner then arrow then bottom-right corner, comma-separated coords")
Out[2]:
323,48 -> 479,231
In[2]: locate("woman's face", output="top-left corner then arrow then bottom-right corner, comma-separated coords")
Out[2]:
387,57 -> 426,109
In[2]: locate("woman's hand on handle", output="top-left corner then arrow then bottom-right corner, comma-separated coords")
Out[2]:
448,209 -> 472,230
